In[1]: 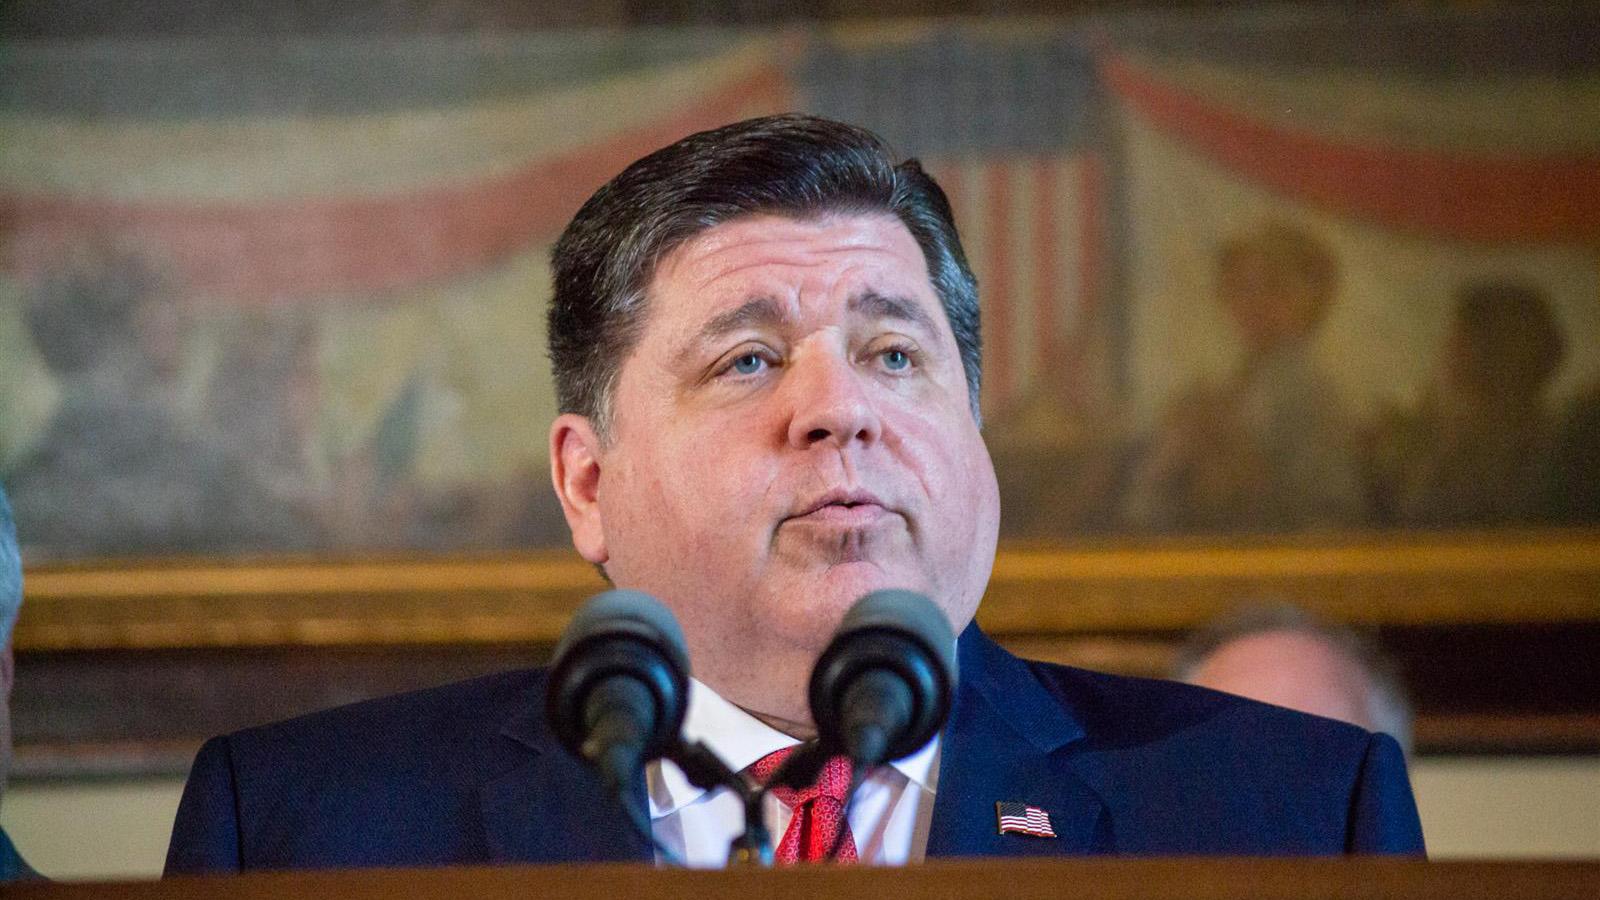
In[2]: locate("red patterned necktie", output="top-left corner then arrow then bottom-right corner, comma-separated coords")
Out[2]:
747,747 -> 859,863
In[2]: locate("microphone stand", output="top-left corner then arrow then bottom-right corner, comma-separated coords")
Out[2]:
666,741 -> 773,867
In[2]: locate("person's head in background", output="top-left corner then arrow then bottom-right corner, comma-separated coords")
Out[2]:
1215,222 -> 1339,359
23,245 -> 182,388
1441,279 -> 1565,409
1172,602 -> 1413,756
0,485 -> 21,799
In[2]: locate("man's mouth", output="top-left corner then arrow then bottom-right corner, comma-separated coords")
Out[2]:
788,489 -> 893,528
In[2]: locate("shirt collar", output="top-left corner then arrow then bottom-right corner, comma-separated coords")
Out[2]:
648,677 -> 940,818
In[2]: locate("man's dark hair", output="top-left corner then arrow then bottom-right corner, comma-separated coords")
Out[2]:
548,114 -> 981,436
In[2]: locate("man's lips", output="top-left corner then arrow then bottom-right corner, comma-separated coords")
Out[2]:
786,490 -> 895,528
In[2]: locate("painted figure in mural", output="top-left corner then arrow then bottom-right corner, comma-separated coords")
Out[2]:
204,314 -> 557,555
1367,280 -> 1566,527
203,315 -> 333,536
1,247 -> 304,557
1120,222 -> 1370,533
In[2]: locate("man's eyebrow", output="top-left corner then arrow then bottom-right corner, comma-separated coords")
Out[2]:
849,290 -> 939,335
693,296 -> 790,347
687,290 -> 937,353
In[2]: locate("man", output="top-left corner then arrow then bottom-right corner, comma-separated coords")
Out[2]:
1173,603 -> 1413,757
1,486 -> 40,880
166,116 -> 1422,873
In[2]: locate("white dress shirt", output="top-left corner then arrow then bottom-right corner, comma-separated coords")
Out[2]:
646,678 -> 940,867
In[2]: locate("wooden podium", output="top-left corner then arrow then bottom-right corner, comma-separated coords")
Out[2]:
10,859 -> 1598,899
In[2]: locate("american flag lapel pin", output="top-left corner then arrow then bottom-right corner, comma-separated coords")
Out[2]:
996,801 -> 1057,838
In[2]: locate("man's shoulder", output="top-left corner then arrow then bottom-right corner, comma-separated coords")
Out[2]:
214,666 -> 549,777
169,667 -> 567,872
950,632 -> 1422,854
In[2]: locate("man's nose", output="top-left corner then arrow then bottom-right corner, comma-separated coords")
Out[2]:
784,351 -> 882,450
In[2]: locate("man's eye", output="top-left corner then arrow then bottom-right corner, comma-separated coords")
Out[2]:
881,348 -> 912,371
730,352 -> 767,375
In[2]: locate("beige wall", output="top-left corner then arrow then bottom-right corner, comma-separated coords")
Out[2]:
3,757 -> 1598,880
1409,757 -> 1600,859
3,777 -> 184,880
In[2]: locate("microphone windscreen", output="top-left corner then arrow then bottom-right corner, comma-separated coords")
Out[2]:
554,588 -> 691,676
809,589 -> 958,765
546,589 -> 691,765
837,589 -> 957,683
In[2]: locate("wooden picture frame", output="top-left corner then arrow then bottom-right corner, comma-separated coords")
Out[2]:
18,530 -> 1600,652
14,530 -> 1599,777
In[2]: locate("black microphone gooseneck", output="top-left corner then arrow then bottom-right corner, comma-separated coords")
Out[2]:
667,741 -> 773,866
546,589 -> 693,867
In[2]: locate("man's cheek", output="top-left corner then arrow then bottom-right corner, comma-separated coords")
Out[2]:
908,429 -> 971,501
657,474 -> 747,557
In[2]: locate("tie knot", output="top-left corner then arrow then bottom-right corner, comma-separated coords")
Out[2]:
748,746 -> 855,808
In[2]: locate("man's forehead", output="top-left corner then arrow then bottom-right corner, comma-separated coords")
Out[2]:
655,213 -> 929,293
636,216 -> 940,355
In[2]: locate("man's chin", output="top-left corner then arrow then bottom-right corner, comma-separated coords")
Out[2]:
806,559 -> 932,612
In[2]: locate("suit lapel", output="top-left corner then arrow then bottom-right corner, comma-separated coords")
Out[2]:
925,627 -> 1109,859
479,676 -> 654,865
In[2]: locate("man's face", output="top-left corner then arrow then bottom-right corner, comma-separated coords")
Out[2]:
551,213 -> 999,714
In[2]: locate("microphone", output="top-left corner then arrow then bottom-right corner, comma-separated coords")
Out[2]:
545,590 -> 691,797
807,589 -> 957,771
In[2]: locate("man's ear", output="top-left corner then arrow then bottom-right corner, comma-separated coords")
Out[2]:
550,413 -> 609,565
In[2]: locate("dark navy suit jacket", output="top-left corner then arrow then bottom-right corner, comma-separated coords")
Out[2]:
164,626 -> 1424,873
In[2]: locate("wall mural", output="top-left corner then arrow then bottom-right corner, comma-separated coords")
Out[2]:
1,7 -> 1596,561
